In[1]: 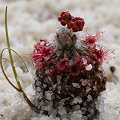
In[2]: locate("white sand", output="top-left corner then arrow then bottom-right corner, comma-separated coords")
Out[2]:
0,0 -> 120,120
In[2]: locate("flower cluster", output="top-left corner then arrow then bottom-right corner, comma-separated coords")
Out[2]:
58,12 -> 85,32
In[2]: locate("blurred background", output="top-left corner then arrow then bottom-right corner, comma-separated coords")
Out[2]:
0,0 -> 120,82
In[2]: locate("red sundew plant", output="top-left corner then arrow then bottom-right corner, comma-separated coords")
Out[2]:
31,39 -> 55,69
0,7 -> 116,120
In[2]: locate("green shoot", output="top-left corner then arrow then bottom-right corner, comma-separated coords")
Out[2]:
5,6 -> 23,91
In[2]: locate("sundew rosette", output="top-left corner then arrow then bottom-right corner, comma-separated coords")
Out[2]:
30,12 -> 115,120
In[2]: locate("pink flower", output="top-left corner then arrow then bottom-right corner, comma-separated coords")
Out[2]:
31,39 -> 55,69
57,58 -> 69,72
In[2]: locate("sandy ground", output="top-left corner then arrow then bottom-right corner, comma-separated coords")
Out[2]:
0,0 -> 120,120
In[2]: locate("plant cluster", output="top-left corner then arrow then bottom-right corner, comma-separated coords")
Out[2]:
30,12 -> 114,119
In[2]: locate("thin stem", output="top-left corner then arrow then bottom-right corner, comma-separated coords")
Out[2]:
5,6 -> 22,91
4,6 -> 35,108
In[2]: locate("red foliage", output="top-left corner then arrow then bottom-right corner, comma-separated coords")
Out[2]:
85,32 -> 103,43
92,46 -> 110,66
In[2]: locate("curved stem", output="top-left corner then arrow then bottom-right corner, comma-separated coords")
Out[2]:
4,6 -> 35,108
0,47 -> 35,107
5,6 -> 22,91
0,53 -> 21,92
